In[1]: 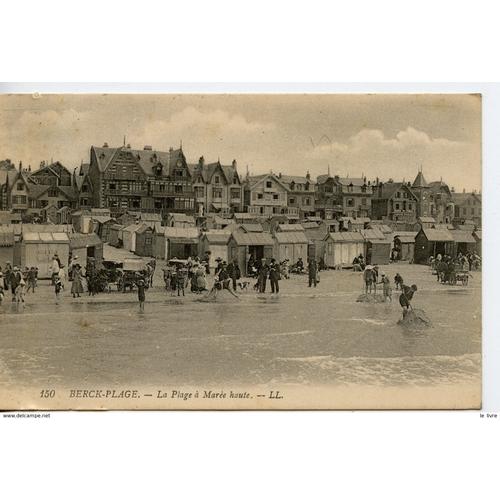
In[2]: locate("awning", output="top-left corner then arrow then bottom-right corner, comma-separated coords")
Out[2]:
211,203 -> 230,211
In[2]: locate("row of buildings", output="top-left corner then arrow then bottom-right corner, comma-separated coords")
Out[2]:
0,145 -> 482,228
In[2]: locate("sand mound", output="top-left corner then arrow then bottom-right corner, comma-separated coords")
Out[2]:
356,294 -> 386,303
397,308 -> 432,329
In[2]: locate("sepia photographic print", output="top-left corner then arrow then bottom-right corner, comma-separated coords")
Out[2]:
0,93 -> 481,410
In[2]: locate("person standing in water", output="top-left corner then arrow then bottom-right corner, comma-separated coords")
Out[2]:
137,277 -> 147,312
399,284 -> 418,317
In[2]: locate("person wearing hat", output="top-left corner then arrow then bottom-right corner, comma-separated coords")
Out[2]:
3,262 -> 12,291
269,258 -> 281,294
363,265 -> 376,294
136,276 -> 147,311
71,263 -> 84,298
50,254 -> 60,285
10,266 -> 22,302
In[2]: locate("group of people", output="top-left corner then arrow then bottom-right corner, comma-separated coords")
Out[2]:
429,252 -> 480,284
0,263 -> 37,305
163,257 -> 209,297
362,266 -> 417,314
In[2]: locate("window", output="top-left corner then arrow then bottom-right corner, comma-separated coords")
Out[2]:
266,181 -> 272,188
159,184 -> 166,192
175,185 -> 183,193
289,197 -> 295,205
194,186 -> 204,198
17,182 -> 24,191
305,197 -> 311,205
347,198 -> 354,207
395,203 -> 400,210
273,194 -> 279,200
48,188 -> 58,197
471,208 -> 475,215
361,197 -> 367,206
408,203 -> 412,210
214,176 -> 220,184
80,198 -> 89,206
81,184 -> 88,193
131,198 -> 141,208
212,187 -> 223,199
257,193 -> 263,199
109,183 -> 116,190
230,188 -> 240,199
396,192 -> 401,198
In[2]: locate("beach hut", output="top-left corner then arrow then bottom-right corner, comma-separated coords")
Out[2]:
0,225 -> 15,266
166,213 -> 196,228
135,224 -> 156,257
90,215 -> 114,242
361,228 -> 391,265
393,231 -> 417,261
122,223 -> 145,253
69,232 -> 103,268
227,230 -> 274,277
154,227 -> 200,260
198,230 -> 232,270
273,230 -> 309,264
19,229 -> 70,278
108,224 -> 124,248
473,230 -> 482,257
450,230 -> 476,257
414,227 -> 454,264
323,231 -> 365,269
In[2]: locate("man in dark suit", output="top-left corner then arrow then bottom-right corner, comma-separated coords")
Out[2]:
269,258 -> 281,294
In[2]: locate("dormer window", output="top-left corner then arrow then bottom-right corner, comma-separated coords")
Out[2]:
290,181 -> 295,190
215,175 -> 220,184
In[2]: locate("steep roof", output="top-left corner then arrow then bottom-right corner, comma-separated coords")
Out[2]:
373,182 -> 417,200
91,145 -> 186,177
316,174 -> 330,185
412,171 -> 428,188
337,177 -> 365,187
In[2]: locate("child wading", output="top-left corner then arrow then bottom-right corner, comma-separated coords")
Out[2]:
137,277 -> 147,312
54,277 -> 63,304
379,273 -> 392,302
399,284 -> 417,317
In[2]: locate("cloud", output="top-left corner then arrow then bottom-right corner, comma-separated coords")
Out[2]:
308,127 -> 480,190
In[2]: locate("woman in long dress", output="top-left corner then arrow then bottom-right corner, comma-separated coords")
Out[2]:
71,264 -> 84,298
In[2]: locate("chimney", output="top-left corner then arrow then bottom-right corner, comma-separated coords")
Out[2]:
198,156 -> 205,168
306,171 -> 311,180
18,161 -> 22,172
232,159 -> 237,169
143,145 -> 152,150
278,172 -> 282,178
126,144 -> 131,149
103,142 -> 108,148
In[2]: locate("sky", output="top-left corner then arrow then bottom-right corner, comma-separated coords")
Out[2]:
0,93 -> 481,191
